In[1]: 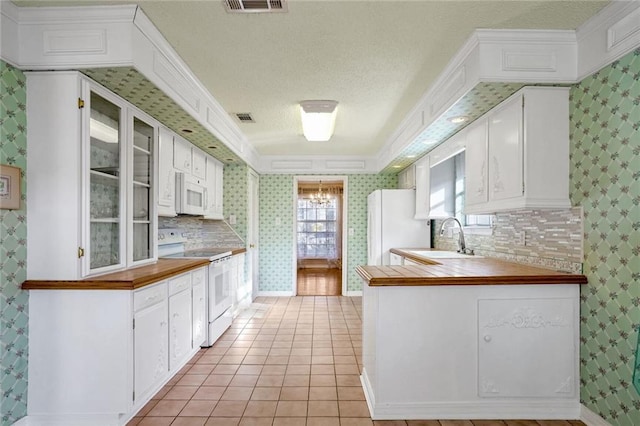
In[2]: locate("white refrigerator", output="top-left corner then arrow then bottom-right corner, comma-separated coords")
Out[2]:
367,189 -> 431,265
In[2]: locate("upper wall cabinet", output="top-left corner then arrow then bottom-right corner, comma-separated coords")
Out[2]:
398,165 -> 416,189
158,127 -> 177,217
204,156 -> 224,220
26,71 -> 158,280
413,155 -> 430,219
464,87 -> 571,214
173,136 -> 193,174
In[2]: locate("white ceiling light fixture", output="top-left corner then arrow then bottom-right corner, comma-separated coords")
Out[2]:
300,100 -> 338,142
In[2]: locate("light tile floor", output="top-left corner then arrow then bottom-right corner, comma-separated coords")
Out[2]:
127,296 -> 585,426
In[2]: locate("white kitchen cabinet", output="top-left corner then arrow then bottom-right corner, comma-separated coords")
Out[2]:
169,273 -> 193,370
478,297 -> 577,398
173,136 -> 193,173
413,155 -> 430,219
389,253 -> 404,266
27,266 -> 207,425
158,127 -> 177,217
463,117 -> 489,208
192,146 -> 207,179
204,155 -> 224,220
398,164 -> 415,189
134,282 -> 169,404
192,267 -> 207,347
26,71 -> 158,280
464,86 -> 571,214
234,253 -> 249,307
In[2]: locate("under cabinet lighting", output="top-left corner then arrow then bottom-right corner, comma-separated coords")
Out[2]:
300,100 -> 338,142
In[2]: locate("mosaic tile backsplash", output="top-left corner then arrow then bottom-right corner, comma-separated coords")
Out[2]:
434,208 -> 584,273
569,48 -> 640,425
0,61 -> 28,425
158,216 -> 244,250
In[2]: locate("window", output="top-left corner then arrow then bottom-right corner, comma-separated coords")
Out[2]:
297,198 -> 338,259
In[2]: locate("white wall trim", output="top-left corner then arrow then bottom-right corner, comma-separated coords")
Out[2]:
580,404 -> 613,426
0,1 -> 20,66
259,155 -> 378,174
343,291 -> 362,297
256,291 -> 295,297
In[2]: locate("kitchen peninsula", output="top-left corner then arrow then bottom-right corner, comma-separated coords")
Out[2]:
356,249 -> 587,420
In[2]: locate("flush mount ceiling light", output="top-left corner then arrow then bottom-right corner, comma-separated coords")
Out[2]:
449,115 -> 469,124
300,100 -> 338,142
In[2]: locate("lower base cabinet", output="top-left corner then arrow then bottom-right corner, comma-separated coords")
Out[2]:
26,266 -> 207,426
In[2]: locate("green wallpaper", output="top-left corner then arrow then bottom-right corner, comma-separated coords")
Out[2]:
569,48 -> 640,424
258,174 -> 397,293
0,61 -> 28,425
224,163 -> 249,241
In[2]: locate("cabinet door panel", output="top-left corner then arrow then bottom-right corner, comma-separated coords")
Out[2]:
488,96 -> 523,202
169,289 -> 193,370
414,156 -> 430,219
478,298 -> 576,398
173,137 -> 192,173
192,148 -> 207,179
134,301 -> 168,403
464,118 -> 488,207
158,128 -> 176,216
192,268 -> 206,347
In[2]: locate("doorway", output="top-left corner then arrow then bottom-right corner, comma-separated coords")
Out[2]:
294,177 -> 346,296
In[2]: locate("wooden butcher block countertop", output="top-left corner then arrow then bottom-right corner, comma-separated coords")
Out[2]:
22,258 -> 211,290
356,248 -> 587,286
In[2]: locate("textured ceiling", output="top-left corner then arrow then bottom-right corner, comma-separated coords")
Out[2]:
15,0 -> 610,162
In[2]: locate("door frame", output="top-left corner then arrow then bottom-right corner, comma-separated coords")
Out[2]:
292,176 -> 348,296
247,168 -> 259,301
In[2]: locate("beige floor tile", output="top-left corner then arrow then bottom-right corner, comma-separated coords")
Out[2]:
177,400 -> 216,416
251,341 -> 273,348
187,364 -> 216,375
275,401 -> 308,417
257,374 -> 285,387
333,356 -> 356,365
308,387 -> 337,401
283,375 -> 310,387
272,417 -> 307,426
286,365 -> 311,375
221,355 -> 247,364
261,365 -> 288,375
230,375 -> 260,387
312,348 -> 333,356
126,417 -> 142,425
191,386 -> 226,401
373,421 -> 407,426
251,387 -> 282,401
335,375 -> 360,387
338,401 -> 370,417
266,355 -> 290,365
311,365 -> 335,375
247,348 -> 270,356
310,375 -> 336,387
221,387 -> 254,401
467,422 -> 507,426
279,386 -> 309,401
339,418 -> 373,426
239,418 -> 274,426
438,422 -> 474,426
137,417 -> 175,425
307,417 -> 340,426
136,399 -> 159,417
337,387 -> 365,401
243,356 -> 268,365
311,356 -> 334,365
210,401 -> 248,417
311,341 -> 332,348
237,365 -> 264,375
307,400 -> 339,417
204,375 -> 234,387
270,348 -> 292,356
226,347 -> 250,356
214,364 -> 241,375
204,418 -> 241,426
197,355 -> 223,364
290,349 -> 312,357
243,400 -> 278,417
147,400 -> 188,416
176,375 -> 208,387
289,355 -> 312,365
334,365 -> 359,375
405,422 -> 441,426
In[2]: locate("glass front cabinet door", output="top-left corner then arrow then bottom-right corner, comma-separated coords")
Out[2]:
83,80 -> 158,276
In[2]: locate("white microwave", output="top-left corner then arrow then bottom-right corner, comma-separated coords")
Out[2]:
176,172 -> 206,215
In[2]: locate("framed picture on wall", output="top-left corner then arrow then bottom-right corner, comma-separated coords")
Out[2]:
0,164 -> 21,210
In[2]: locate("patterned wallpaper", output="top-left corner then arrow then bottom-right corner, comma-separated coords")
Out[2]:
569,48 -> 640,425
224,163 -> 249,241
0,61 -> 28,425
257,174 -> 397,293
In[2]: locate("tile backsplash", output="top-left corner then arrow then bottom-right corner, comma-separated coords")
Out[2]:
433,207 -> 583,273
158,216 -> 244,249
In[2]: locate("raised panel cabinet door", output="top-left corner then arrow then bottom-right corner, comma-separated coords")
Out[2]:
389,253 -> 404,266
414,156 -> 430,219
204,156 -> 220,218
169,288 -> 193,370
478,298 -> 577,398
487,94 -> 523,202
134,300 -> 168,403
158,127 -> 176,216
214,161 -> 224,216
173,136 -> 192,173
464,117 -> 489,207
192,147 -> 207,179
192,268 -> 206,348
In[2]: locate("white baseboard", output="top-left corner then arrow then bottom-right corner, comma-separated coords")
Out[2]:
256,291 -> 294,297
580,404 -> 612,426
343,291 -> 363,297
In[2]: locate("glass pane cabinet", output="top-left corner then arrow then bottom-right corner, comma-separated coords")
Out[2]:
26,72 -> 158,280
89,91 -> 124,272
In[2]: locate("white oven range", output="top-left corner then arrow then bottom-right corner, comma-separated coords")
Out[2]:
158,228 -> 233,347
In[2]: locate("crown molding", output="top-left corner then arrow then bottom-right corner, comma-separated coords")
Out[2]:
0,1 -> 20,67
257,155 -> 377,175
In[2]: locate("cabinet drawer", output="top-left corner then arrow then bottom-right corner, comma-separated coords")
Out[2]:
134,281 -> 167,312
192,267 -> 207,288
169,272 -> 192,296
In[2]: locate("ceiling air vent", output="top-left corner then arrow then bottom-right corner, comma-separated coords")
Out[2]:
235,113 -> 255,123
224,0 -> 287,13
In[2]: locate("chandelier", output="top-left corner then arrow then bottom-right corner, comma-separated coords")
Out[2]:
309,181 -> 333,206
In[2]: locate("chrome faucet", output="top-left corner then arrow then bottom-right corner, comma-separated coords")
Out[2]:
438,217 -> 471,254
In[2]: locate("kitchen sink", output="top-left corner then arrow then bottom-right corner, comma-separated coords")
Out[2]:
407,250 -> 482,259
